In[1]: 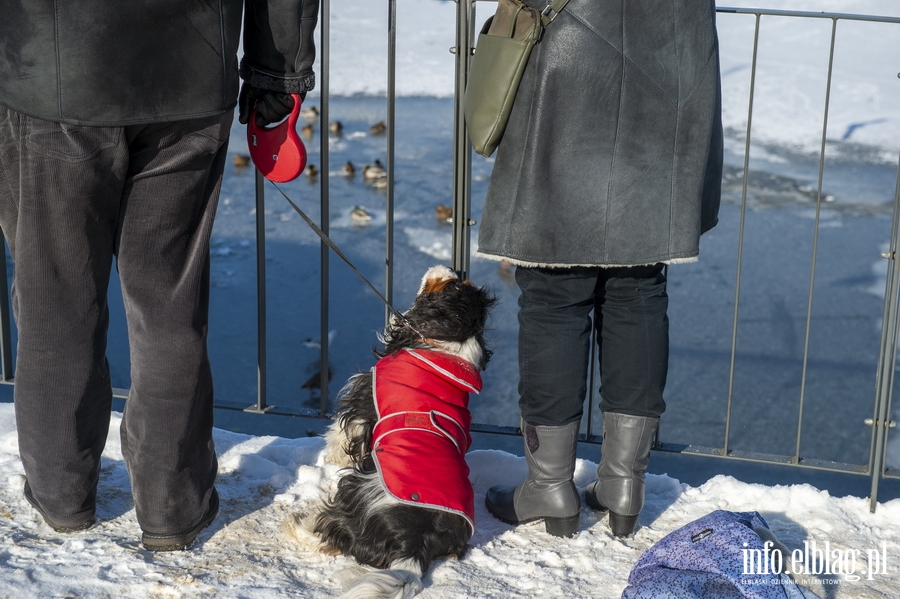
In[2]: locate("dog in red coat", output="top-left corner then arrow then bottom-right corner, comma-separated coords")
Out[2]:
292,266 -> 496,598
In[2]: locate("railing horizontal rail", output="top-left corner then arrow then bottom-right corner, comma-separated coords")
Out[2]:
717,7 -> 900,24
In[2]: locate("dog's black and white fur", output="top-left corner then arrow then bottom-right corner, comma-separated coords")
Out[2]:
291,266 -> 495,599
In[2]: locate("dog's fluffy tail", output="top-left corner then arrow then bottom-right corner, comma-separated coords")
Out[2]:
336,558 -> 424,599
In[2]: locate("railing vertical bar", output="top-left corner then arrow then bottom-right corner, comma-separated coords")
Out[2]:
586,326 -> 597,440
877,164 -> 900,503
250,169 -> 268,412
385,0 -> 397,324
451,0 -> 475,278
318,0 -> 332,413
723,13 -> 761,456
794,18 -> 838,461
869,155 -> 900,511
0,241 -> 12,381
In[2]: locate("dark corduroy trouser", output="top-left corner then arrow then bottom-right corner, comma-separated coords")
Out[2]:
0,107 -> 229,533
515,264 -> 669,427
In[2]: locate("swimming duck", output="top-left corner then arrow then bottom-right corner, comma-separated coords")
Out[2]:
329,121 -> 343,135
301,124 -> 314,139
233,154 -> 251,168
435,204 -> 453,221
341,161 -> 356,177
300,105 -> 319,119
370,120 -> 386,135
305,164 -> 319,178
350,206 -> 373,224
363,162 -> 386,180
301,329 -> 339,350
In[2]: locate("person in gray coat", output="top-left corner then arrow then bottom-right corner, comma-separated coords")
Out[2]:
0,0 -> 318,550
481,0 -> 722,537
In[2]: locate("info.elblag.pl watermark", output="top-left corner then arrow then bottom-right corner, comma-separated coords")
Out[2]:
741,540 -> 889,586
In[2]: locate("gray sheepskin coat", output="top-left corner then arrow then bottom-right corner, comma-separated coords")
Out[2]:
477,0 -> 723,268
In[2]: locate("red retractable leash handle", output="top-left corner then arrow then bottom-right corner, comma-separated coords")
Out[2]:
247,93 -> 307,183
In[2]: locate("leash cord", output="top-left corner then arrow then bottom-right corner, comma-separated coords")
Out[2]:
270,181 -> 429,340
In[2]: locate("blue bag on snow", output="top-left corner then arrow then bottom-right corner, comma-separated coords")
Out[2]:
622,510 -> 818,599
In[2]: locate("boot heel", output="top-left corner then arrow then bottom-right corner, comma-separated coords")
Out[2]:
544,514 -> 580,538
608,512 -> 638,538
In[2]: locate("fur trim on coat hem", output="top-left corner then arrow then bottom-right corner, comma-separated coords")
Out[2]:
473,251 -> 699,269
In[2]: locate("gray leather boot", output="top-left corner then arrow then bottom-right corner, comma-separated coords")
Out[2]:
485,420 -> 581,537
584,413 -> 659,537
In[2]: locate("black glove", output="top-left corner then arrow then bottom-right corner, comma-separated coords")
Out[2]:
238,83 -> 297,127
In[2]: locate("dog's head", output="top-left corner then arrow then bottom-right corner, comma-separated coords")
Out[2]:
379,266 -> 496,369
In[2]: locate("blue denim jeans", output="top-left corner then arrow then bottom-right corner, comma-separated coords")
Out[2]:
0,107 -> 229,533
515,264 -> 668,426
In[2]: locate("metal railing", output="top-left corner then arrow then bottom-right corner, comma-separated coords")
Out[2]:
0,3 -> 898,510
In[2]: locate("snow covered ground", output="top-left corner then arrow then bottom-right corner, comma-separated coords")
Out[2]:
2,403 -> 899,598
3,1 -> 900,597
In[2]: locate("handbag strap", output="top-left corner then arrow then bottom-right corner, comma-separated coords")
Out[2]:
505,3 -> 528,38
540,0 -> 571,26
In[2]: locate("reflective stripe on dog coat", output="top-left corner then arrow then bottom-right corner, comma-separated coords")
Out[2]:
371,349 -> 481,535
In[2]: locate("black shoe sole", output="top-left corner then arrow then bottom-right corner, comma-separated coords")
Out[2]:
486,488 -> 580,538
141,488 -> 219,551
23,480 -> 94,533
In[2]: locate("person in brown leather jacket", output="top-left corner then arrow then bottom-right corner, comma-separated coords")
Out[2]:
0,0 -> 318,550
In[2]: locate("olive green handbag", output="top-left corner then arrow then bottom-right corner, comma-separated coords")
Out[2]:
464,0 -> 570,157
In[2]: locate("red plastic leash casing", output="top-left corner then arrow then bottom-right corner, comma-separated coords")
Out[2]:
247,93 -> 307,183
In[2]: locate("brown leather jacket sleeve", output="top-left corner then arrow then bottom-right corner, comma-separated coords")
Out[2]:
240,0 -> 319,95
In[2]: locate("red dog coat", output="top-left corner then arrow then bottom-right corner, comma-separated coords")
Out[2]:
371,348 -> 481,535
